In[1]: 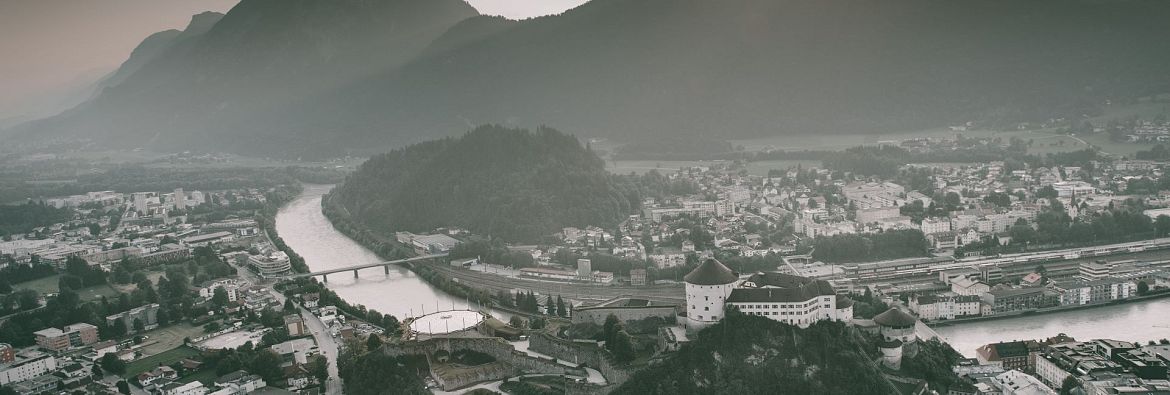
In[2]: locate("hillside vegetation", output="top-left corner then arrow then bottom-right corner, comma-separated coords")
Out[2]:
613,314 -> 898,395
329,125 -> 634,241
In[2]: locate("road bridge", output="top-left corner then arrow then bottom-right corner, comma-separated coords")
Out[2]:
283,253 -> 449,281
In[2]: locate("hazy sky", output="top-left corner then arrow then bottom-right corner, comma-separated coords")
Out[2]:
0,0 -> 588,122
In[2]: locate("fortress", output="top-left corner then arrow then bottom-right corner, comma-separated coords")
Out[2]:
684,258 -> 854,332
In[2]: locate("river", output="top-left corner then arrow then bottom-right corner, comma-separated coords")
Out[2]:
934,298 -> 1170,357
275,184 -> 503,321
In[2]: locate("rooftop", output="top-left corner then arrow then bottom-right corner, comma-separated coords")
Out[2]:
683,258 -> 738,285
873,308 -> 917,328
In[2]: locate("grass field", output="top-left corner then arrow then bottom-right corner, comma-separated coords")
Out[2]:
15,275 -> 121,301
125,346 -> 202,378
177,369 -> 218,385
13,275 -> 61,295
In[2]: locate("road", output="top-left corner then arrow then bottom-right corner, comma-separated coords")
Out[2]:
300,305 -> 343,395
231,259 -> 343,394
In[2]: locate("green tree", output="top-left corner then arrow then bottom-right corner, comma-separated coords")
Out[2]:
609,330 -> 636,362
602,314 -> 621,344
100,352 -> 127,375
309,354 -> 330,384
211,287 -> 230,307
1060,375 -> 1080,395
545,295 -> 556,316
1138,281 -> 1150,295
1156,215 -> 1170,237
556,296 -> 567,318
366,334 -> 383,351
116,381 -> 131,395
249,350 -> 285,384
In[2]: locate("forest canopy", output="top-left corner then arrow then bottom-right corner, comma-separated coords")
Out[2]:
330,125 -> 635,241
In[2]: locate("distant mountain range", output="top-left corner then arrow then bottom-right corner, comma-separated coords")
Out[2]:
8,0 -> 1170,157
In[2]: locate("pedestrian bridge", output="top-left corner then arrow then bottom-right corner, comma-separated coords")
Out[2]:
282,253 -> 449,281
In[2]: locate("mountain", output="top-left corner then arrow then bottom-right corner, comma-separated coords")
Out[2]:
11,0 -> 1170,156
96,12 -> 224,92
327,125 -> 634,241
8,0 -> 479,155
299,0 -> 1170,148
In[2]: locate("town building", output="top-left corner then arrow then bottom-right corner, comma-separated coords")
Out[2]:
210,370 -> 266,395
983,288 -> 1060,314
977,341 -> 1040,373
285,315 -> 306,337
988,369 -> 1057,395
629,268 -> 647,286
1053,278 -> 1136,305
106,303 -> 161,333
33,323 -> 98,351
247,250 -> 292,278
909,295 -> 981,320
577,259 -> 592,279
0,349 -> 57,385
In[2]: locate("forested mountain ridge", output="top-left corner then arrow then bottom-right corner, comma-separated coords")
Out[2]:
9,0 -> 1170,157
329,125 -> 634,241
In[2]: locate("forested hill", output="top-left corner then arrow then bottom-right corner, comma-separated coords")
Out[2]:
328,125 -> 635,241
613,315 -> 899,395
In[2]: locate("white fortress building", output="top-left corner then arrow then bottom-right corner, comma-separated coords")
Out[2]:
684,259 -> 853,332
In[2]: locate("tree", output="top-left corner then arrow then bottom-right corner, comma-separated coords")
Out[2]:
609,330 -> 636,362
0,279 -> 11,294
1060,375 -> 1080,395
250,350 -> 286,384
116,381 -> 131,395
1138,281 -> 1150,295
545,295 -> 556,316
366,334 -> 383,351
100,352 -> 127,375
1156,215 -> 1170,237
309,354 -> 330,384
509,316 -> 526,328
211,287 -> 230,307
603,314 -> 621,344
556,296 -> 567,318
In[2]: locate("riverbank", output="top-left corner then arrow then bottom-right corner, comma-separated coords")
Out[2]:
318,187 -> 514,313
928,290 -> 1170,328
273,184 -> 509,321
935,296 -> 1170,357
